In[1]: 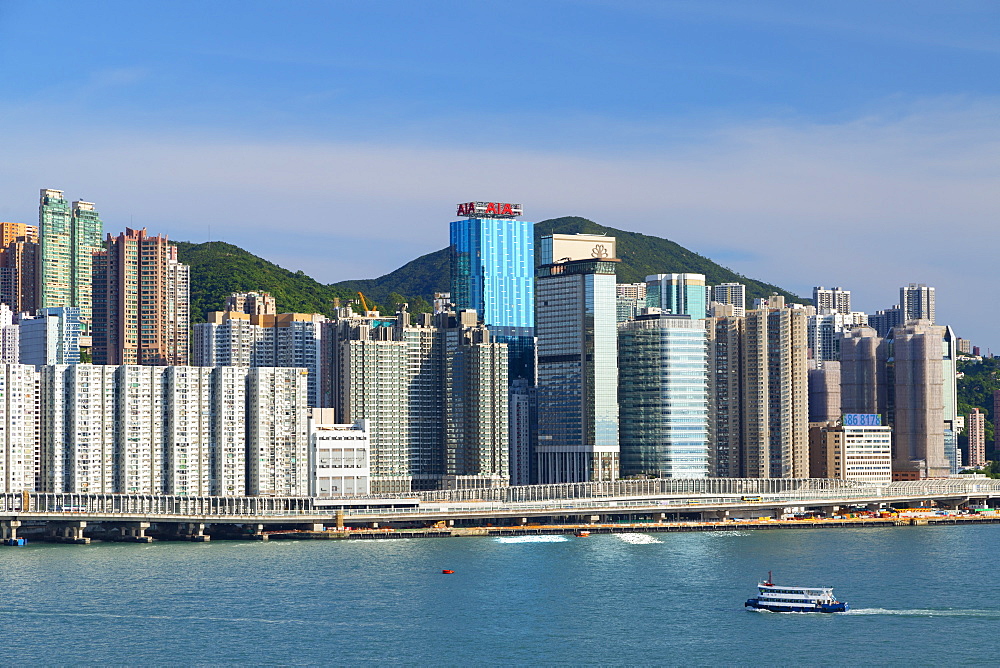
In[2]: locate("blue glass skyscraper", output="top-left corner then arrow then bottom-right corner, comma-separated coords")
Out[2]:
450,203 -> 534,381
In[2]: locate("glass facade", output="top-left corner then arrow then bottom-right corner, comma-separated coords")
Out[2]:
450,217 -> 534,330
619,315 -> 708,478
646,274 -> 708,319
535,257 -> 620,483
450,216 -> 535,381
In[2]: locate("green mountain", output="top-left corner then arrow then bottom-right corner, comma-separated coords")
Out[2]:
330,216 -> 802,305
532,217 -> 800,301
176,215 -> 802,322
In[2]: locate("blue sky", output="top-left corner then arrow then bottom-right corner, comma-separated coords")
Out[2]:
1,1 -> 998,344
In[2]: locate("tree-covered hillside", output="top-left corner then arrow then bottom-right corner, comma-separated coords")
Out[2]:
958,356 -> 1000,462
176,215 -> 804,322
330,215 -> 803,306
173,241 -> 428,322
533,217 -> 801,303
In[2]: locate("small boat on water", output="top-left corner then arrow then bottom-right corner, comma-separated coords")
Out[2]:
574,530 -> 591,537
745,572 -> 848,613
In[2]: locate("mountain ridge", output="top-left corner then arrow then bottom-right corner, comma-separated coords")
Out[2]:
175,215 -> 803,322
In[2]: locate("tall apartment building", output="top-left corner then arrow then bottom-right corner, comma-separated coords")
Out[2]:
163,366 -> 214,496
329,307 -> 509,493
901,283 -> 935,323
41,364 -> 117,494
839,327 -> 888,416
508,379 -> 536,486
747,302 -> 810,478
247,367 -> 310,497
887,321 -> 949,478
0,364 -> 40,492
838,322 -> 958,479
813,286 -> 851,315
536,234 -> 620,483
0,222 -> 39,314
807,312 -> 851,361
967,408 -> 986,467
92,228 -> 190,366
37,190 -> 103,327
616,282 -> 647,323
646,273 -> 708,319
0,304 -> 17,364
194,311 -> 325,407
18,307 -> 82,366
712,283 -> 746,317
705,298 -> 809,479
619,312 -> 708,478
868,306 -> 903,337
705,316 -> 743,477
225,291 -> 277,316
450,201 -> 534,381
39,364 -> 309,496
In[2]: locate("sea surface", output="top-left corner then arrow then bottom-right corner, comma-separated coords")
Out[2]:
0,525 -> 997,665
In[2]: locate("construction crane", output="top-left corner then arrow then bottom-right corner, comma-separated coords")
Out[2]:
357,291 -> 372,314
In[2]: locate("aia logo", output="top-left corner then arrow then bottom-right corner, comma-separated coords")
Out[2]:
457,201 -> 522,218
591,244 -> 609,258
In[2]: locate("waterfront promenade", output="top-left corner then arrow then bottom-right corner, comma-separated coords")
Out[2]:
2,478 -> 1000,543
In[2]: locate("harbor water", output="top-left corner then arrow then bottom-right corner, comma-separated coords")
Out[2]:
0,524 -> 997,665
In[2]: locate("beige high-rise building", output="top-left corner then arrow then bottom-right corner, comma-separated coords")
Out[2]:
225,291 -> 277,316
0,233 -> 39,314
705,300 -> 809,479
92,228 -> 190,366
967,408 -> 986,467
0,222 -> 38,247
889,320 -> 948,478
746,303 -> 810,478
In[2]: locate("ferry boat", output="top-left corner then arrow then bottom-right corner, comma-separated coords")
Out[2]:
745,572 -> 848,613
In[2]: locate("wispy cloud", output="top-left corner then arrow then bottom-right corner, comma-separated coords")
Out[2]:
0,95 -> 996,342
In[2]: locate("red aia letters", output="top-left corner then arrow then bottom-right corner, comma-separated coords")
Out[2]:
457,202 -> 516,217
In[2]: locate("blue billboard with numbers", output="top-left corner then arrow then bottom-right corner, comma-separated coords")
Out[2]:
843,413 -> 882,427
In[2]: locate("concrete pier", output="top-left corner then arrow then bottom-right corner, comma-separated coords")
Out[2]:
1,520 -> 21,541
119,522 -> 153,543
247,523 -> 269,541
52,521 -> 90,544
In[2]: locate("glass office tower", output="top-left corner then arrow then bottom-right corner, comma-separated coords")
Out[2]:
450,205 -> 534,381
619,312 -> 708,478
646,273 -> 708,319
535,234 -> 620,483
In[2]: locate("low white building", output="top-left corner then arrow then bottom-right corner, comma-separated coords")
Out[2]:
310,409 -> 370,497
810,416 -> 893,485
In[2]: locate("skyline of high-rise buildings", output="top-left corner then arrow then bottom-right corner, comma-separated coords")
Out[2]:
0,189 -> 988,498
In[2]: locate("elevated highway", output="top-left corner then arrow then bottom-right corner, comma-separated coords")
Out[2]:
0,478 -> 998,542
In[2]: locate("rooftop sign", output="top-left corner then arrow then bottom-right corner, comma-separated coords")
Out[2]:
457,201 -> 523,218
843,414 -> 882,427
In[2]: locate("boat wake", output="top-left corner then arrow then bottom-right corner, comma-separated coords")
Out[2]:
493,535 -> 568,544
845,608 -> 1000,618
613,533 -> 662,544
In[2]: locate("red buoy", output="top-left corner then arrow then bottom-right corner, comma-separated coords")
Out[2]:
442,569 -> 455,574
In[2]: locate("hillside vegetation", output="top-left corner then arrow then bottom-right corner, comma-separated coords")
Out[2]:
958,357 -> 1000,464
176,215 -> 803,322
